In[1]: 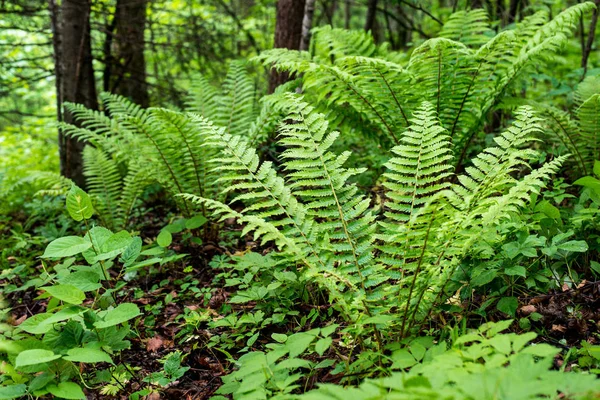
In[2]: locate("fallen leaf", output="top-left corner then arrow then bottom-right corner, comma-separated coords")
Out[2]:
577,280 -> 587,289
143,392 -> 160,400
146,336 -> 164,352
552,324 -> 567,333
561,283 -> 570,292
519,305 -> 537,315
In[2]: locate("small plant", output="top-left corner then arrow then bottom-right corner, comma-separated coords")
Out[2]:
0,185 -> 143,399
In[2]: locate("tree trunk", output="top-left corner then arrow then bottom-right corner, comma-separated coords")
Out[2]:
300,0 -> 317,51
507,0 -> 519,24
582,0 -> 600,79
344,0 -> 351,29
364,0 -> 378,33
268,0 -> 306,93
57,0 -> 98,188
112,0 -> 149,107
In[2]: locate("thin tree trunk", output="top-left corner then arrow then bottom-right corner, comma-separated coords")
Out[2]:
507,0 -> 519,24
582,0 -> 600,79
364,0 -> 378,33
300,0 -> 317,51
58,0 -> 98,188
112,0 -> 149,107
344,0 -> 351,29
268,0 -> 306,93
48,0 -> 62,125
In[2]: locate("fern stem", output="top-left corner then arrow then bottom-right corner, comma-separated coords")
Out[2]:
374,67 -> 409,126
546,112 -> 587,175
330,69 -> 399,144
399,214 -> 434,339
139,123 -> 191,216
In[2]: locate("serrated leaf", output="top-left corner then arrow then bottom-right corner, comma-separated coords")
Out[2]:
43,284 -> 86,305
16,349 -> 61,367
94,303 -> 140,329
58,271 -> 102,292
94,231 -> 133,261
66,185 -> 94,221
63,348 -> 113,364
46,382 -> 86,399
42,236 -> 92,259
119,236 -> 142,267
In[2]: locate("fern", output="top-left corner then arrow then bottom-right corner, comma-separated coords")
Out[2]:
183,98 -> 562,339
439,8 -> 492,48
254,3 -> 595,170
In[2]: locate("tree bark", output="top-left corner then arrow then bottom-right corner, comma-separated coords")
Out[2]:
268,0 -> 306,93
112,0 -> 149,107
582,0 -> 600,79
57,0 -> 98,188
300,0 -> 317,52
344,0 -> 351,29
364,0 -> 378,33
507,0 -> 520,24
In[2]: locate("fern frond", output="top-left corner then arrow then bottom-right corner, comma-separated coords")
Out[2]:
440,9 -> 492,48
83,146 -> 123,230
378,102 -> 453,269
279,96 -> 377,288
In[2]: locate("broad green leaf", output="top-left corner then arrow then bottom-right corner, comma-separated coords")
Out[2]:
534,200 -> 560,220
165,219 -> 187,233
119,236 -> 142,267
522,343 -> 559,357
46,382 -> 86,399
505,266 -> 527,277
488,334 -> 511,354
320,324 -> 338,337
66,185 -> 94,221
94,303 -> 141,329
43,285 -> 86,305
157,230 -> 172,248
0,384 -> 27,399
63,348 -> 113,364
557,240 -> 588,253
286,332 -> 316,358
315,337 -> 332,356
17,313 -> 53,334
594,160 -> 600,178
271,333 -> 288,343
19,306 -> 84,334
497,297 -> 518,317
186,215 -> 207,229
94,231 -> 133,261
58,271 -> 102,292
591,261 -> 600,276
574,176 -> 600,193
471,269 -> 497,286
391,349 -> 417,369
42,236 -> 92,259
15,349 -> 61,367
